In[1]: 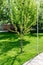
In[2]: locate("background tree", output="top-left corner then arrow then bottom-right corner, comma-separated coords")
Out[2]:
38,0 -> 43,30
0,0 -> 11,25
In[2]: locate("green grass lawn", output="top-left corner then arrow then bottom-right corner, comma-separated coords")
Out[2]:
0,32 -> 43,65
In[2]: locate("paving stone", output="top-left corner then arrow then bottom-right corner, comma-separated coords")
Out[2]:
23,52 -> 43,65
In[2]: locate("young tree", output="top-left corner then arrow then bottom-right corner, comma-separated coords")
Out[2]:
7,0 -> 37,53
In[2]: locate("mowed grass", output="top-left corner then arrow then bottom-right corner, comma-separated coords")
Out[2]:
0,32 -> 43,65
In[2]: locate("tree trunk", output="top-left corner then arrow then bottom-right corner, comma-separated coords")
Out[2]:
20,34 -> 23,53
20,39 -> 23,53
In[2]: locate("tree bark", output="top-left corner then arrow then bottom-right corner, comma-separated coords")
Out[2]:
20,39 -> 23,53
20,34 -> 23,53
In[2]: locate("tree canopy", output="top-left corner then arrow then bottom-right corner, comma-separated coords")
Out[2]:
7,0 -> 37,34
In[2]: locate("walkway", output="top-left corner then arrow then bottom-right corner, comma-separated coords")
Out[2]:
0,30 -> 8,32
23,52 -> 43,65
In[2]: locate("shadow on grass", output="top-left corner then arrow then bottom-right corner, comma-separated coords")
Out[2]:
26,33 -> 37,37
0,39 -> 30,55
0,52 -> 22,65
0,32 -> 18,40
0,39 -> 30,65
0,32 -> 30,65
29,33 -> 43,37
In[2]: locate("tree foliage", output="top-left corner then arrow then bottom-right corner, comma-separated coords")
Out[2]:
39,0 -> 43,23
7,0 -> 37,34
38,0 -> 43,29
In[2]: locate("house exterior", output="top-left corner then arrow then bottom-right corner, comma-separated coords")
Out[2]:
0,23 -> 15,32
3,24 -> 10,30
